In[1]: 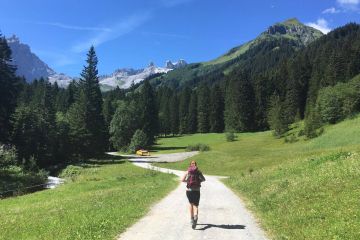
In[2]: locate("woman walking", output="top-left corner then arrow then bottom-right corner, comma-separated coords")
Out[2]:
181,160 -> 206,229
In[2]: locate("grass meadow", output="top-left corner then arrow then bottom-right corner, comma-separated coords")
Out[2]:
0,160 -> 177,240
154,116 -> 360,239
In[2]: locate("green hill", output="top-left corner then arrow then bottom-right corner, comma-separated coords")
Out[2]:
151,18 -> 323,89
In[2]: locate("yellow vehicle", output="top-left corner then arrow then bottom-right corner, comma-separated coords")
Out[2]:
136,149 -> 150,156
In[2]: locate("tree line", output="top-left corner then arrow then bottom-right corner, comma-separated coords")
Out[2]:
1,22 -> 360,172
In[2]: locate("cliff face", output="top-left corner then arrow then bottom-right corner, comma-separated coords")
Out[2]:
7,35 -> 55,82
265,18 -> 324,46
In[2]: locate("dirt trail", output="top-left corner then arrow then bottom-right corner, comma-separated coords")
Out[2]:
113,152 -> 268,240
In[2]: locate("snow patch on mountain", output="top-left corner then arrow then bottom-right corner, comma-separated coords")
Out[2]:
6,35 -> 187,90
99,60 -> 187,90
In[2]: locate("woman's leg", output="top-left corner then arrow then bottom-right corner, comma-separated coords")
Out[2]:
189,203 -> 194,218
193,205 -> 198,217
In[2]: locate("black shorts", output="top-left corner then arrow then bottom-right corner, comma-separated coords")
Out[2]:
186,190 -> 200,206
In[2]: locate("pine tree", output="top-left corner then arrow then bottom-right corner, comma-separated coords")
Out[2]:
75,46 -> 107,156
209,84 -> 224,132
236,73 -> 255,131
170,93 -> 179,135
188,90 -> 198,133
197,84 -> 210,133
224,78 -> 240,132
139,80 -> 158,145
267,94 -> 289,137
157,87 -> 172,136
179,87 -> 191,134
0,34 -> 22,142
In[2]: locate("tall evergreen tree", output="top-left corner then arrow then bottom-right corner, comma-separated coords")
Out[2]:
75,46 -> 107,156
179,87 -> 191,134
197,84 -> 210,133
157,87 -> 172,136
188,89 -> 198,134
209,84 -> 224,132
267,93 -> 289,137
170,94 -> 179,135
236,73 -> 255,131
0,34 -> 22,142
224,78 -> 241,132
139,80 -> 158,145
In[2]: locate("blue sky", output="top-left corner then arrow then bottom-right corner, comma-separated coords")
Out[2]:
0,0 -> 359,77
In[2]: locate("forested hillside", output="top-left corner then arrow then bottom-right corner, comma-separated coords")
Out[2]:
1,21 -> 360,191
153,23 -> 360,136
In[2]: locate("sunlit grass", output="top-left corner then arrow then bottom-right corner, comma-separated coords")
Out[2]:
0,162 -> 177,240
155,116 -> 360,239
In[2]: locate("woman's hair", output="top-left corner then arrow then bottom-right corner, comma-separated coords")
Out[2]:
189,160 -> 197,166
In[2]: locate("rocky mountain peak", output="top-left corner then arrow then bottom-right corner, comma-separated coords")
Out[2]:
7,34 -> 20,44
148,61 -> 155,67
166,60 -> 175,69
6,35 -> 56,81
265,18 -> 323,46
165,59 -> 187,69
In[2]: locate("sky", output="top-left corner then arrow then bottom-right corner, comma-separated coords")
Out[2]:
0,0 -> 359,77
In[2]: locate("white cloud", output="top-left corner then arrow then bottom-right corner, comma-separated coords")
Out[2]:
71,12 -> 151,53
337,0 -> 360,11
36,22 -> 112,32
306,18 -> 331,34
337,0 -> 359,4
33,49 -> 77,67
322,7 -> 340,14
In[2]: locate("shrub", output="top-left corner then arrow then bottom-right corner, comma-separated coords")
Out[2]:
0,144 -> 17,169
297,129 -> 305,137
304,109 -> 323,139
59,165 -> 83,180
226,132 -> 236,142
284,134 -> 298,143
128,129 -> 148,153
186,143 -> 210,152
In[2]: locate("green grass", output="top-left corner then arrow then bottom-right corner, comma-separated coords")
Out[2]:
0,161 -> 177,240
203,41 -> 251,66
155,116 -> 360,239
150,133 -> 226,154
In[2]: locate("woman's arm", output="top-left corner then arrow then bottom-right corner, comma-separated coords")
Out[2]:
199,172 -> 206,182
181,172 -> 188,182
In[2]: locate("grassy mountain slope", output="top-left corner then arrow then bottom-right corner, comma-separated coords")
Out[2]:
151,18 -> 323,89
205,18 -> 322,66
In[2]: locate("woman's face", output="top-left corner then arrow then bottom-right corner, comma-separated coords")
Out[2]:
190,161 -> 196,166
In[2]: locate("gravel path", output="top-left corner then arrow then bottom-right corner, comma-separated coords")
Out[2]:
113,152 -> 268,240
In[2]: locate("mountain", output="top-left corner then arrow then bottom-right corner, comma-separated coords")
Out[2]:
165,59 -> 187,69
6,35 -> 187,90
7,35 -> 74,86
150,18 -> 324,89
99,60 -> 187,90
7,35 -> 56,81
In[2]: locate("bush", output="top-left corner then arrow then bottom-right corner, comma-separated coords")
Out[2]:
186,143 -> 210,152
304,109 -> 323,139
59,165 -> 83,180
297,129 -> 305,137
226,132 -> 236,142
284,134 -> 298,143
0,144 -> 17,169
128,129 -> 148,153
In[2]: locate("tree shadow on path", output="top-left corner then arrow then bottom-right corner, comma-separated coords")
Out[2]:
195,224 -> 246,231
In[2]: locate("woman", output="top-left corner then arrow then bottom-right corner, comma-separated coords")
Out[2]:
181,160 -> 206,229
